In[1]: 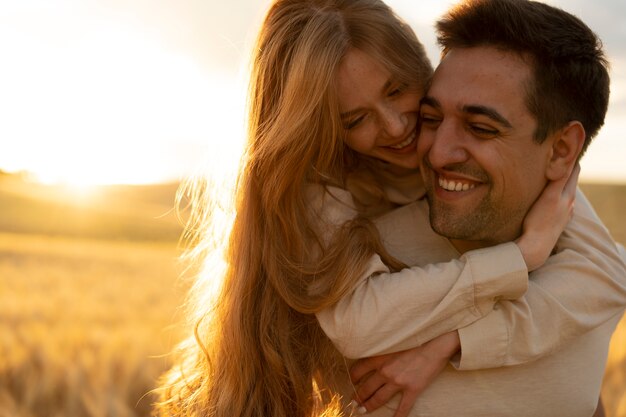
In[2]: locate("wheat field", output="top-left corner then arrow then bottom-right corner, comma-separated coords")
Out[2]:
0,233 -> 187,417
0,178 -> 624,417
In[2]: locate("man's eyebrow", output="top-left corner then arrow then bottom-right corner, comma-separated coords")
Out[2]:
421,97 -> 513,128
420,96 -> 440,109
463,105 -> 512,128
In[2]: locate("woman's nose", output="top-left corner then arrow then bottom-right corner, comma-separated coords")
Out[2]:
380,105 -> 408,138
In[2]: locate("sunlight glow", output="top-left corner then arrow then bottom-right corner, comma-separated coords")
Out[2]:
387,0 -> 456,26
0,0 -> 624,184
0,4 -> 247,186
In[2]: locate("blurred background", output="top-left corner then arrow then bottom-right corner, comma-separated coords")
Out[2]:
0,1 -> 624,416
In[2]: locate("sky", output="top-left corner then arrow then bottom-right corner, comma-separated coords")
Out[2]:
1,0 -> 625,185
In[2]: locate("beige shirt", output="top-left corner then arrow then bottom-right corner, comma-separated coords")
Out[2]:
313,186 -> 626,416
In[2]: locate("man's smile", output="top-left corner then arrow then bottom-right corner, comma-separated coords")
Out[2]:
438,176 -> 477,192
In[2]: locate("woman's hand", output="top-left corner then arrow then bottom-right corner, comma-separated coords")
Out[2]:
349,331 -> 460,417
516,163 -> 580,271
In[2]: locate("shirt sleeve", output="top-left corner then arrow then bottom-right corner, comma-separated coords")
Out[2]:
310,184 -> 529,360
455,188 -> 626,370
316,244 -> 527,359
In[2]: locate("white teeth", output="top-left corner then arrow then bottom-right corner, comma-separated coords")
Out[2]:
389,133 -> 415,149
438,177 -> 476,192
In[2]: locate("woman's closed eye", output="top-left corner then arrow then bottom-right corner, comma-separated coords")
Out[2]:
388,88 -> 402,97
387,83 -> 407,98
345,115 -> 366,130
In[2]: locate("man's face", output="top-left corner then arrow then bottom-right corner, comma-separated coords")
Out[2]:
418,46 -> 553,250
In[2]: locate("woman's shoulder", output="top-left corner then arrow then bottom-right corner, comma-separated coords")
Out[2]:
305,183 -> 359,227
346,158 -> 425,212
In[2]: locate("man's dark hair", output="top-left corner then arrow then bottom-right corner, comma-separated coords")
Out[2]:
436,0 -> 610,155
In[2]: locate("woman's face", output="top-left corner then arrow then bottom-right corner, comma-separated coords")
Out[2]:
336,48 -> 422,170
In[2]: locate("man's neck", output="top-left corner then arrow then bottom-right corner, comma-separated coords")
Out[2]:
449,234 -> 519,255
449,239 -> 488,255
446,217 -> 525,254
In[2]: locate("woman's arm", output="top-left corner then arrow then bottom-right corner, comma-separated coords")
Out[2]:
340,184 -> 625,415
349,331 -> 461,417
310,183 -> 530,359
316,243 -> 527,359
455,189 -> 626,369
316,188 -> 625,364
348,190 -> 626,412
314,188 -> 550,360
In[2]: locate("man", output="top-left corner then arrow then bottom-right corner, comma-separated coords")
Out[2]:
317,1 -> 626,416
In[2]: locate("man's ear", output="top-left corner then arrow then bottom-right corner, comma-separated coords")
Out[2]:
545,121 -> 585,181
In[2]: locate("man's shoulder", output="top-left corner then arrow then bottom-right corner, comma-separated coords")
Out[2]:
374,199 -> 458,264
374,199 -> 429,237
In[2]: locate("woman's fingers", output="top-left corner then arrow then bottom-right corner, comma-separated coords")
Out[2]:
358,383 -> 403,414
393,391 -> 420,417
349,334 -> 458,415
350,355 -> 383,385
354,370 -> 387,404
516,163 -> 581,271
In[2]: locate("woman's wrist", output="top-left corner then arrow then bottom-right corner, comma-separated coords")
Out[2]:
427,331 -> 461,359
515,233 -> 546,272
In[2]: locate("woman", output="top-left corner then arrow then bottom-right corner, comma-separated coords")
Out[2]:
155,1 -> 624,417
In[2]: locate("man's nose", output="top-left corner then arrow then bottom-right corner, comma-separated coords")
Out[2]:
380,105 -> 407,138
426,121 -> 469,169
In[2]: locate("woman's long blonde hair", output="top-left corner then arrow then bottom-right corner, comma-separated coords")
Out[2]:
156,1 -> 432,416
